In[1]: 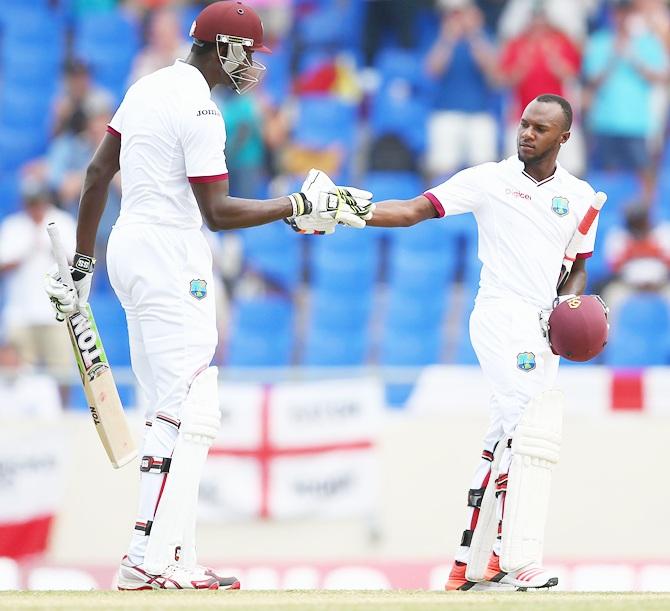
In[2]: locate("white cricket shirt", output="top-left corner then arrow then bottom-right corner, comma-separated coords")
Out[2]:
108,60 -> 228,229
424,155 -> 599,309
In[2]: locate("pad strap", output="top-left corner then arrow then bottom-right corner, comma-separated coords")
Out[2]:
140,456 -> 172,474
135,520 -> 153,535
468,487 -> 486,509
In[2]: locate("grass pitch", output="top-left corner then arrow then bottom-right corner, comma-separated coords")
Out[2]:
2,591 -> 670,611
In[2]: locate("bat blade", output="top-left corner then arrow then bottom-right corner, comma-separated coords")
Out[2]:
66,307 -> 137,469
48,222 -> 136,468
557,191 -> 607,291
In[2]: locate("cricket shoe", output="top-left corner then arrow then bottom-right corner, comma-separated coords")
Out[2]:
117,555 -> 219,590
202,566 -> 240,590
445,561 -> 515,591
483,553 -> 558,590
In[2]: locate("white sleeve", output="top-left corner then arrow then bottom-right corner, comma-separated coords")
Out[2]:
180,101 -> 228,184
107,102 -> 124,139
423,165 -> 488,218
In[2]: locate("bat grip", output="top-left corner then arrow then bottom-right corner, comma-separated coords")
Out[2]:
47,222 -> 75,289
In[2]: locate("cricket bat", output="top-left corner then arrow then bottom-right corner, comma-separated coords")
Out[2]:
47,223 -> 137,469
556,191 -> 607,292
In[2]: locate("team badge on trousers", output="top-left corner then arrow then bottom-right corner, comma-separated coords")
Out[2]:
189,279 -> 207,300
551,196 -> 569,216
517,351 -> 536,371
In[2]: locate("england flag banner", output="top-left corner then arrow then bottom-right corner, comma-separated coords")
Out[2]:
0,421 -> 65,557
200,378 -> 384,521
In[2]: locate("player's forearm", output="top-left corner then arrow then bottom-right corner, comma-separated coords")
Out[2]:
203,195 -> 293,231
76,166 -> 113,256
367,197 -> 438,227
559,268 -> 587,296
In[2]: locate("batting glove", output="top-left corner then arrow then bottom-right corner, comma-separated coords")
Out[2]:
44,266 -> 78,321
287,168 -> 375,231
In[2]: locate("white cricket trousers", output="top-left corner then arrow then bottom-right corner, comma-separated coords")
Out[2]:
454,297 -> 559,564
107,223 -> 217,565
471,297 -> 559,451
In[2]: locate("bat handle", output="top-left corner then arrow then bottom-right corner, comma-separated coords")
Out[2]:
47,222 -> 75,289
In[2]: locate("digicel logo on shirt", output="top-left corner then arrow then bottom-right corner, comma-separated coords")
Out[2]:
505,188 -> 531,200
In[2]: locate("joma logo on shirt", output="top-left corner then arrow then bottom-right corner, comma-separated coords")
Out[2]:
505,188 -> 531,200
196,109 -> 220,117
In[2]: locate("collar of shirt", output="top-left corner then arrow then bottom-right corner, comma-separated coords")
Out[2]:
506,154 -> 565,188
173,59 -> 211,98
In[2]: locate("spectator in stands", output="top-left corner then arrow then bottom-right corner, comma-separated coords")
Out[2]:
0,343 -> 63,417
46,103 -> 120,259
602,204 -> 670,310
128,7 -> 190,84
499,3 -> 582,171
583,0 -> 668,199
213,88 -> 266,199
425,0 -> 498,179
52,60 -> 113,137
498,0 -> 598,44
0,180 -> 75,398
363,0 -> 419,66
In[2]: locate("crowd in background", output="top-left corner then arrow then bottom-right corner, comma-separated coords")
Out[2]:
2,0 -> 670,409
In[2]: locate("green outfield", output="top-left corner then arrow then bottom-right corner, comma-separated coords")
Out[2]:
2,591 -> 670,611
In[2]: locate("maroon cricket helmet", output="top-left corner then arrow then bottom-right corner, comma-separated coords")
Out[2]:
190,1 -> 271,53
548,295 -> 610,362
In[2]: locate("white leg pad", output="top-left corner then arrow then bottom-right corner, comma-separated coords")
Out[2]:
500,390 -> 563,572
466,442 -> 504,582
143,367 -> 220,575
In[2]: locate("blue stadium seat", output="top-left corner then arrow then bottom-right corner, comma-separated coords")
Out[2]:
302,326 -> 367,366
227,298 -> 294,366
0,90 -> 52,133
0,173 -> 20,217
363,172 -> 423,202
240,223 -> 302,291
585,171 -> 641,232
0,125 -> 47,170
88,294 -> 131,367
387,246 -> 454,294
310,287 -> 372,333
311,229 -> 379,294
603,292 -> 670,366
385,287 -> 447,332
292,96 -> 358,149
373,48 -> 426,91
380,326 -> 442,366
370,92 -> 428,153
73,9 -> 140,99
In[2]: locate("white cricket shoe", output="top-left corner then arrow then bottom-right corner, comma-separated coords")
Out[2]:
483,553 -> 558,590
117,555 -> 219,590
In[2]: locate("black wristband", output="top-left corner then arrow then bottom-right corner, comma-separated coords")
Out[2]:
73,252 -> 95,274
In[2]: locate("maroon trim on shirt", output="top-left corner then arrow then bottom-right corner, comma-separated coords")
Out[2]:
188,173 -> 229,184
106,125 -> 121,139
423,191 -> 445,218
576,251 -> 593,259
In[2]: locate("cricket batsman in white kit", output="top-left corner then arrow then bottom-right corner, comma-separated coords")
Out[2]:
44,0 -> 373,590
365,94 -> 601,590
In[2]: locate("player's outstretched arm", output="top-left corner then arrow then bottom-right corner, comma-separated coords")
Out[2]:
367,195 -> 439,228
77,132 -> 121,256
192,179 -> 294,230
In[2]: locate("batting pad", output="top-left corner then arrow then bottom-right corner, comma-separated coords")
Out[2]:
143,367 -> 221,575
500,390 -> 563,573
466,442 -> 504,582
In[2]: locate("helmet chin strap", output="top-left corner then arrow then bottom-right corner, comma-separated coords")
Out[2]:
216,38 -> 265,94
